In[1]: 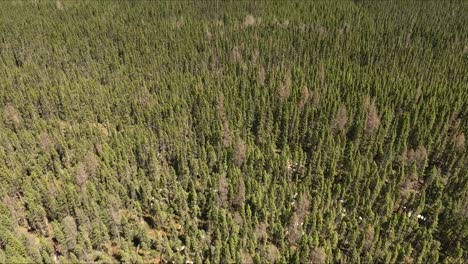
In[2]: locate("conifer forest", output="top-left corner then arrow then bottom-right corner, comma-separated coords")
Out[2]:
0,1 -> 467,263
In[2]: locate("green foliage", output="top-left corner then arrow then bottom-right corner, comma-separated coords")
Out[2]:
0,0 -> 467,263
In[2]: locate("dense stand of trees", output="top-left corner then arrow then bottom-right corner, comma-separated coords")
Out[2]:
0,1 -> 467,263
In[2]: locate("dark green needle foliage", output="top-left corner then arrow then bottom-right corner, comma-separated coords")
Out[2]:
0,0 -> 467,263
